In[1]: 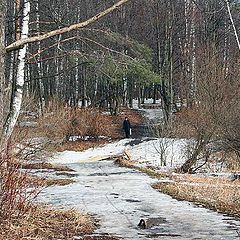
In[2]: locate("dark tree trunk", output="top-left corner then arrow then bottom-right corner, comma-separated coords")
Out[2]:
179,134 -> 210,173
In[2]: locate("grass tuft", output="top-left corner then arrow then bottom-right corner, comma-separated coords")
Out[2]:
0,205 -> 95,240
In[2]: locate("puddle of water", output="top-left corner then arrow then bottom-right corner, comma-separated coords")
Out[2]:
38,160 -> 240,240
125,199 -> 141,203
145,233 -> 181,238
137,217 -> 167,229
110,193 -> 120,196
55,171 -> 79,177
88,171 -> 133,177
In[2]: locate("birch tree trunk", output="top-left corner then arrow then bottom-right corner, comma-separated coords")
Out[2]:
225,0 -> 240,52
2,0 -> 30,144
190,1 -> 196,101
35,0 -> 44,116
0,0 -> 6,148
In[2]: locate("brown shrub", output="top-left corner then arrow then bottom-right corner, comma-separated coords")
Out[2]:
173,55 -> 240,172
0,145 -> 41,220
37,105 -> 112,142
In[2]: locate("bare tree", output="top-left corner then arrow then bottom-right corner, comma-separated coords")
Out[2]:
0,0 -> 131,150
2,0 -> 30,143
5,0 -> 131,52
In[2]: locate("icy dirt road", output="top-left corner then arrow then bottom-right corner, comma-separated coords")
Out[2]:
39,159 -> 240,240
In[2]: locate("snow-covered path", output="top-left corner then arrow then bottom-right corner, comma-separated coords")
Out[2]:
38,105 -> 240,239
39,158 -> 240,239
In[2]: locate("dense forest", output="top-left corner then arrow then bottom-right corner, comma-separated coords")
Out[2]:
0,0 -> 240,140
0,0 -> 240,239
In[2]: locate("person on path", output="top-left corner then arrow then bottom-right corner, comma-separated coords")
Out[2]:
123,117 -> 131,138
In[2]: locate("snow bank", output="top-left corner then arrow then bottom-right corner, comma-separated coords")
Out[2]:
128,138 -> 188,170
51,139 -> 132,164
51,137 -> 188,171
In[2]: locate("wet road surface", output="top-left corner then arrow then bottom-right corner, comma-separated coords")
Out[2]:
39,160 -> 240,240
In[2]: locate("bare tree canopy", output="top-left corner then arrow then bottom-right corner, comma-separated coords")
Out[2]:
5,0 -> 131,52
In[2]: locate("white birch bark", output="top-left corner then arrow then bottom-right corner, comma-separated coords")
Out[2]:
226,0 -> 240,52
36,0 -> 44,116
0,1 -> 6,132
2,0 -> 30,142
190,1 -> 196,100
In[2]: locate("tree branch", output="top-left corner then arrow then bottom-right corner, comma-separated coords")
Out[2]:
5,0 -> 131,52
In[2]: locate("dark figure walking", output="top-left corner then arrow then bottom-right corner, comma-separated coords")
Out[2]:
123,117 -> 131,138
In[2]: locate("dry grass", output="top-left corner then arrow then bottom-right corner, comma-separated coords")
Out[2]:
21,162 -> 75,172
24,171 -> 76,187
225,153 -> 240,172
35,107 -> 113,142
153,175 -> 240,217
19,162 -> 76,186
16,105 -> 145,152
117,151 -> 240,217
115,157 -> 136,168
57,107 -> 145,151
0,205 -> 95,240
43,178 -> 75,186
115,157 -> 170,179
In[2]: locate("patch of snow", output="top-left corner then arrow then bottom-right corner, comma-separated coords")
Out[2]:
102,111 -> 111,115
51,137 -> 188,171
51,138 -> 132,164
144,98 -> 161,104
128,138 -> 188,170
141,108 -> 164,123
132,98 -> 161,110
18,121 -> 38,128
